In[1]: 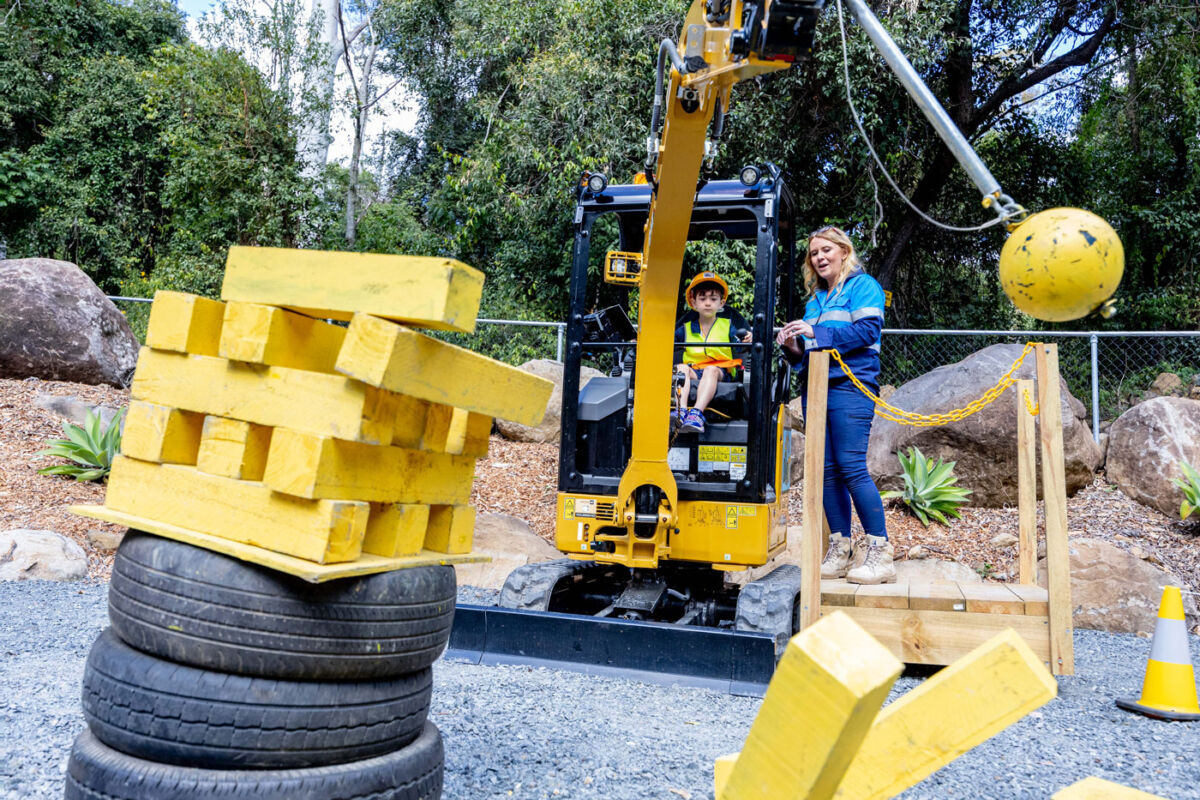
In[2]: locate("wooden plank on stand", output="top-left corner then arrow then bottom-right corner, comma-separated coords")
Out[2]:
835,606 -> 1051,667
1016,378 -> 1038,585
120,401 -> 204,465
131,348 -> 394,445
219,301 -> 346,372
104,456 -> 367,564
335,313 -> 554,426
1036,343 -> 1075,676
145,291 -> 225,356
854,583 -> 910,610
960,583 -> 1026,615
221,246 -> 484,333
799,351 -> 830,630
719,612 -> 902,800
908,581 -> 966,612
263,427 -> 476,504
1008,583 -> 1050,616
821,581 -> 858,608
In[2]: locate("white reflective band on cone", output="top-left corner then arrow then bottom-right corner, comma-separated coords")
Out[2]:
1149,619 -> 1192,665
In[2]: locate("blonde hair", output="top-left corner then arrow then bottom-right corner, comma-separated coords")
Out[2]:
803,226 -> 861,296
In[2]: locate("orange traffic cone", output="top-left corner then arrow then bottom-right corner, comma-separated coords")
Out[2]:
1116,586 -> 1200,721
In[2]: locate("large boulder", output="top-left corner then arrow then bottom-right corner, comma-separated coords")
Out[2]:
1106,397 -> 1200,517
0,529 -> 88,581
867,344 -> 1101,506
0,259 -> 138,387
1038,538 -> 1199,635
33,393 -> 125,430
454,513 -> 560,590
496,359 -> 603,443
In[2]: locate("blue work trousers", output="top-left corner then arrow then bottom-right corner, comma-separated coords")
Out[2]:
803,380 -> 888,539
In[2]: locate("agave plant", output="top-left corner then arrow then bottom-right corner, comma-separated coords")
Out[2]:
880,446 -> 972,526
1171,460 -> 1200,520
36,407 -> 125,482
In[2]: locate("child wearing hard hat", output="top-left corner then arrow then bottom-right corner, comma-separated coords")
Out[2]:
674,271 -> 751,434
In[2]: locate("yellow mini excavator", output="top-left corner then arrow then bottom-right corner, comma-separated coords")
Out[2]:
449,0 -> 1123,695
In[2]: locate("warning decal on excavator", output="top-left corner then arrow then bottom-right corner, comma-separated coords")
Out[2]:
563,498 -> 575,520
574,498 -> 596,518
699,445 -> 747,474
725,506 -> 739,528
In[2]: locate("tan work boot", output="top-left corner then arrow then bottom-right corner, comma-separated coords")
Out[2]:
846,535 -> 896,585
820,535 -> 853,579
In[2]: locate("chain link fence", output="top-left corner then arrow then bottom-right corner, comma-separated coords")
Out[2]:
109,297 -> 1198,439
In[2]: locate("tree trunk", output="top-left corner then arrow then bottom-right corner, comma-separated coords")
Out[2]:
346,39 -> 377,246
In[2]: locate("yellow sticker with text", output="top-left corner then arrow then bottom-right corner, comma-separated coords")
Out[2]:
725,506 -> 739,529
564,498 -> 575,521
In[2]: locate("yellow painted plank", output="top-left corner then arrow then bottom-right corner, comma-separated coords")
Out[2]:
196,416 -> 272,481
420,403 -> 457,451
960,582 -> 1026,615
104,456 -> 366,564
130,348 -> 393,445
425,505 -> 475,554
721,611 -> 902,800
363,503 -> 430,558
1052,777 -> 1170,800
120,401 -> 204,465
830,606 -> 1051,667
908,581 -> 966,613
219,301 -> 346,372
461,412 -> 492,458
145,291 -> 226,357
1008,583 -> 1050,617
221,246 -> 484,333
71,504 -> 488,583
714,754 -> 737,798
335,314 -> 554,426
853,582 -> 909,610
263,427 -> 476,504
388,394 -> 430,449
821,581 -> 858,608
834,629 -> 1058,800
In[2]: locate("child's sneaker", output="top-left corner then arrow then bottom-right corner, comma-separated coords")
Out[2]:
680,408 -> 705,433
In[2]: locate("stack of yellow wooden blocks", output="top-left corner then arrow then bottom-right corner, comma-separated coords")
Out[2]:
76,246 -> 553,581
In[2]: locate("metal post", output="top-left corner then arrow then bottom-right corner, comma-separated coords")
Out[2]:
1090,334 -> 1100,443
556,324 -> 565,362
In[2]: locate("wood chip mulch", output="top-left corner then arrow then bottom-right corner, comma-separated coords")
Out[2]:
5,376 -> 1196,593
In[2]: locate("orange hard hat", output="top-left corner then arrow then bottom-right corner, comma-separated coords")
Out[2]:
685,271 -> 729,307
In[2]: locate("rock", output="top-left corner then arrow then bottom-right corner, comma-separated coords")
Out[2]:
1106,397 -> 1200,517
0,258 -> 139,387
1037,537 -> 1199,635
0,529 -> 88,581
496,360 -> 603,443
454,513 -> 560,590
877,384 -> 896,403
33,394 -> 125,430
1150,372 -> 1183,396
789,430 -> 805,484
990,532 -> 1018,547
894,558 -> 982,584
906,544 -> 931,560
1097,432 -> 1108,469
1190,385 -> 1200,401
867,344 -> 1102,506
85,528 -> 125,551
785,397 -> 804,429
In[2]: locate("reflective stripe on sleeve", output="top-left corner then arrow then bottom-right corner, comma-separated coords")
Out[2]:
851,306 -> 884,321
817,310 -> 853,324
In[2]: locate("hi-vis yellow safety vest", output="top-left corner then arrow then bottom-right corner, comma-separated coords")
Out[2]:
682,317 -> 741,377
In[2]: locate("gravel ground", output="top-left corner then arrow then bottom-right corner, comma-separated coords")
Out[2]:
2,581 -> 1198,800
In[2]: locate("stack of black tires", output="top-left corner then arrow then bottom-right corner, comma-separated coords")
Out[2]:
65,531 -> 457,800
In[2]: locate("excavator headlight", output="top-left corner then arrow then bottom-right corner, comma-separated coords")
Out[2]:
739,165 -> 762,186
586,172 -> 609,194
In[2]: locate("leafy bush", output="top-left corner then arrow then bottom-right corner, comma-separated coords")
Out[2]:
36,408 -> 125,482
881,447 -> 972,526
1172,460 -> 1200,521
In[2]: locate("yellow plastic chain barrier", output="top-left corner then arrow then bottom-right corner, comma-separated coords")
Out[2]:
827,343 -> 1042,427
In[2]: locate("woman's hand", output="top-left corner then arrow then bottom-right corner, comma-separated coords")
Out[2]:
776,320 -> 814,345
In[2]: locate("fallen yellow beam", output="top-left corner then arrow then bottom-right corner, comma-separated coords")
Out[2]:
221,246 -> 484,333
104,456 -> 367,564
218,301 -> 346,372
262,427 -> 476,504
1052,777 -> 1169,800
145,291 -> 225,357
336,313 -> 553,426
130,348 -> 393,445
196,416 -> 272,481
120,401 -> 205,465
833,628 -> 1058,799
720,611 -> 902,800
71,504 -> 488,582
